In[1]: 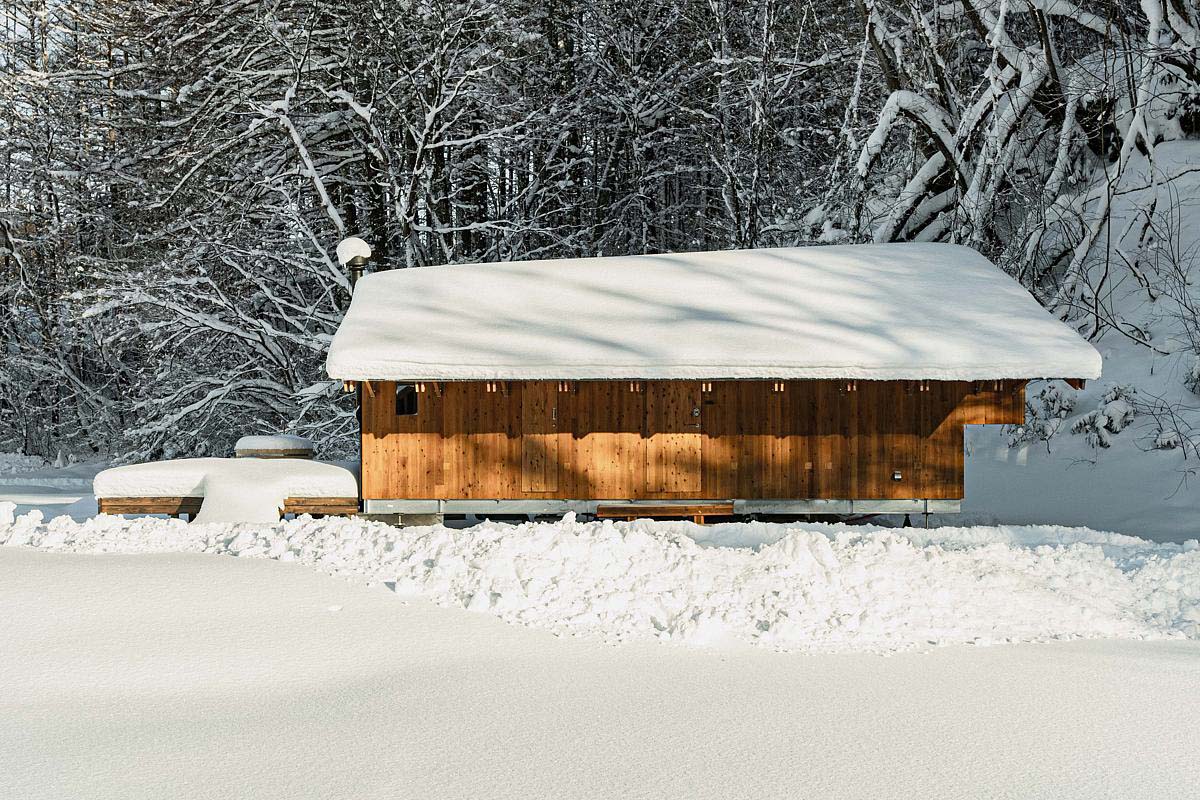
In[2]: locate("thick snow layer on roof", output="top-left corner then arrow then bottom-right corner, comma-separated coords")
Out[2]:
326,243 -> 1102,381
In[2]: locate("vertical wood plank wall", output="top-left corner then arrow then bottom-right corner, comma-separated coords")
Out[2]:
361,379 -> 1025,501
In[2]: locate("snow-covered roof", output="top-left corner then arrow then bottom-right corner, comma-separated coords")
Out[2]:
326,243 -> 1102,381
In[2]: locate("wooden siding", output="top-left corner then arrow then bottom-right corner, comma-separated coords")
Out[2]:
96,496 -> 359,518
360,379 -> 1025,501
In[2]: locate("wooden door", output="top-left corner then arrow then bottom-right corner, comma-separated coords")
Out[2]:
569,381 -> 644,497
644,381 -> 702,494
521,381 -> 559,492
699,381 -> 738,497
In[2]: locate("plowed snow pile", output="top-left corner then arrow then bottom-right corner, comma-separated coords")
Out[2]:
3,504 -> 1197,653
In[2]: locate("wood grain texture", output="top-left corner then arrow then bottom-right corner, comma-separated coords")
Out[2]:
596,503 -> 735,523
644,381 -> 702,494
360,379 -> 1027,501
521,381 -> 559,492
96,497 -> 359,517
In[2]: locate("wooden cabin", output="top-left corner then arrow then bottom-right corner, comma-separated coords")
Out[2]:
327,243 -> 1101,521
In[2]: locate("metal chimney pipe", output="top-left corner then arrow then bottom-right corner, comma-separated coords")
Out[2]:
336,237 -> 373,293
334,236 -> 373,516
348,255 -> 369,290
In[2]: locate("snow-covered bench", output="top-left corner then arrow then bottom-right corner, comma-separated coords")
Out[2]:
95,496 -> 358,519
94,458 -> 359,522
595,503 -> 735,524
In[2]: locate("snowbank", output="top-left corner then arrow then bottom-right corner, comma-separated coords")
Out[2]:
0,453 -> 100,490
0,453 -> 45,475
3,511 -> 1196,653
326,243 -> 1102,381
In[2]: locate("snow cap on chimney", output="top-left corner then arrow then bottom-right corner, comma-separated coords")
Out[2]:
336,237 -> 372,266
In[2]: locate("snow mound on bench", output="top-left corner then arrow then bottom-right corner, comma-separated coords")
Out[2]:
93,458 -> 359,523
3,513 -> 1197,653
93,458 -> 358,499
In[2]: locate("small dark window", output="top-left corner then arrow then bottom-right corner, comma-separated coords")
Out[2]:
395,383 -> 419,416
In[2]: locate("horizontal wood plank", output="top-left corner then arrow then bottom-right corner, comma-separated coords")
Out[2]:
233,449 -> 315,459
596,503 -> 735,519
97,497 -> 359,517
97,496 -> 203,516
285,498 -> 360,515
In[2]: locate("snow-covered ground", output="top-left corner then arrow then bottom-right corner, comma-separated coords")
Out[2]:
952,413 -> 1200,543
4,509 -> 1197,653
4,141 -> 1200,794
938,141 -> 1200,544
0,452 -> 104,489
0,453 -> 102,521
2,547 -> 1198,800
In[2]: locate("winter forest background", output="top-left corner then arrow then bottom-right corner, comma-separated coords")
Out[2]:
3,0 -> 1200,476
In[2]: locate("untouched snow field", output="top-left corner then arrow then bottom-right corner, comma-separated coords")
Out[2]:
3,506 -> 1197,653
3,547 -> 1199,800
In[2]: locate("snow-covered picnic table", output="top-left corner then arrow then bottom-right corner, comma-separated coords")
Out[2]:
93,458 -> 359,523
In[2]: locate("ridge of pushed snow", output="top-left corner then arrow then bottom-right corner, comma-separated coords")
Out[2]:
2,509 -> 1196,653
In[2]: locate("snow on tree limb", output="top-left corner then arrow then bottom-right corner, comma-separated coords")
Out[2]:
855,90 -> 956,179
3,0 -> 1197,460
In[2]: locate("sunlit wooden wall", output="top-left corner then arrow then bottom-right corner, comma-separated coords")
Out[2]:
360,379 -> 1026,501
